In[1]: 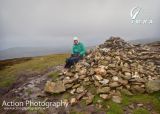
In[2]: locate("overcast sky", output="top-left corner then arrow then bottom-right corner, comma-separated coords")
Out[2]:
0,0 -> 160,50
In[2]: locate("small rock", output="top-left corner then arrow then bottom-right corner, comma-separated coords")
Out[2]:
107,70 -> 117,75
72,84 -> 80,89
94,67 -> 107,76
86,95 -> 94,105
27,84 -> 34,88
63,77 -> 77,84
94,75 -> 103,81
94,81 -> 102,87
97,87 -> 110,94
84,77 -> 90,82
109,82 -> 120,88
76,86 -> 85,93
137,103 -> 143,107
146,80 -> 160,93
99,79 -> 110,85
44,81 -> 65,93
124,72 -> 132,80
74,73 -> 79,79
112,76 -> 119,81
70,98 -> 77,105
112,96 -> 122,103
79,68 -> 87,75
70,89 -> 76,94
79,75 -> 86,79
65,83 -> 74,89
82,62 -> 90,67
118,79 -> 128,85
132,72 -> 140,78
65,72 -> 74,77
131,85 -> 145,94
99,94 -> 110,100
121,89 -> 133,96
128,104 -> 134,109
77,90 -> 87,100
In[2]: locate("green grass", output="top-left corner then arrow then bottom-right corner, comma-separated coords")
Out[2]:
62,92 -> 71,99
132,108 -> 150,114
93,95 -> 123,114
106,102 -> 124,114
122,92 -> 160,113
48,71 -> 59,81
91,91 -> 160,114
0,54 -> 69,88
93,94 -> 103,104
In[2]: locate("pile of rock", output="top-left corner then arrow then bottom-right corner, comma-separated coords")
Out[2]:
44,37 -> 160,104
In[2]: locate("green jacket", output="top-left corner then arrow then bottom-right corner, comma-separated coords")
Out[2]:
71,42 -> 86,57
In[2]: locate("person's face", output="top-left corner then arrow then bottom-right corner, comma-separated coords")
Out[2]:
74,40 -> 78,45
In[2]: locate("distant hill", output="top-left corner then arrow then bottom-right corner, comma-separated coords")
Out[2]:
0,38 -> 159,60
0,46 -> 96,60
128,38 -> 160,44
0,47 -> 70,60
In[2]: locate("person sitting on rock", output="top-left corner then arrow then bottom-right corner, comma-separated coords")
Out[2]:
65,36 -> 86,68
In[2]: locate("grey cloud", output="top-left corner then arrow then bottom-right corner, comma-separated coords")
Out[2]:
0,0 -> 160,50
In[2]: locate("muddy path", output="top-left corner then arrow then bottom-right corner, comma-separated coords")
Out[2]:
0,65 -> 66,113
1,65 -> 63,99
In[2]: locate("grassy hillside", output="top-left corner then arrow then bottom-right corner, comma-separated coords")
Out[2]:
0,53 -> 69,88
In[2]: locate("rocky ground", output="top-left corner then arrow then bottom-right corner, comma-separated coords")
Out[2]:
0,37 -> 160,114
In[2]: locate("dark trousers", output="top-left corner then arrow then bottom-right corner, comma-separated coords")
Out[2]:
65,56 -> 82,68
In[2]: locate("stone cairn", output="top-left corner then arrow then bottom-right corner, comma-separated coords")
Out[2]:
44,37 -> 160,105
